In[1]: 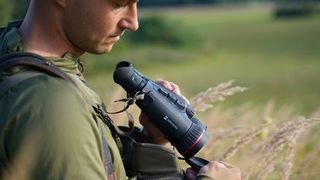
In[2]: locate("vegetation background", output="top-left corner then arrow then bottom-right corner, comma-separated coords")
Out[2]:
1,0 -> 320,179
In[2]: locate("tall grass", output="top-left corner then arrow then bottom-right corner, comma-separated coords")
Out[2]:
107,80 -> 320,179
186,82 -> 320,180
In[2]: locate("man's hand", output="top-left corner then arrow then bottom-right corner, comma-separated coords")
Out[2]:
139,79 -> 182,145
185,161 -> 241,180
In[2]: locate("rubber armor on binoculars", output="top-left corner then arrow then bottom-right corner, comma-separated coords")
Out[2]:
113,61 -> 208,159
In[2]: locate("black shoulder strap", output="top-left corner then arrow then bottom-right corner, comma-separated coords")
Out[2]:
0,52 -> 76,97
0,52 -> 75,83
0,71 -> 44,98
101,126 -> 117,180
0,27 -> 5,38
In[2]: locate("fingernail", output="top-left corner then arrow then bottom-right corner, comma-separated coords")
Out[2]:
165,85 -> 173,91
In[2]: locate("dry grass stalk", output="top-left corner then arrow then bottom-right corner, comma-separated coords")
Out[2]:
253,142 -> 286,180
246,117 -> 320,180
311,108 -> 320,118
202,103 -> 254,130
256,156 -> 278,180
244,134 -> 287,179
261,118 -> 320,153
211,125 -> 244,142
263,100 -> 275,118
190,81 -> 247,112
219,123 -> 270,161
295,134 -> 320,179
281,143 -> 294,180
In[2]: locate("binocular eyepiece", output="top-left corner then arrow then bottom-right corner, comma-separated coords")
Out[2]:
113,61 -> 208,159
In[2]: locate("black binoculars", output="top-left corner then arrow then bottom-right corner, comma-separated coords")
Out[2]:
113,61 -> 209,159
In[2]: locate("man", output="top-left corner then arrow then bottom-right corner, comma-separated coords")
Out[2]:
0,0 -> 241,179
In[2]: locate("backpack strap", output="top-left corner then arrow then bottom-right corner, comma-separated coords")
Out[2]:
0,52 -> 76,97
0,71 -> 44,97
0,52 -> 117,179
0,26 -> 7,42
101,126 -> 117,180
0,52 -> 75,84
0,27 -> 5,40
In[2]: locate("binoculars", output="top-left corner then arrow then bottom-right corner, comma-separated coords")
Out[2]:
113,61 -> 208,159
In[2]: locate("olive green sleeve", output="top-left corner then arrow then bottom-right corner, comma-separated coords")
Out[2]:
0,75 -> 109,179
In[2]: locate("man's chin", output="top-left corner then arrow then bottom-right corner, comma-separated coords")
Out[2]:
89,45 -> 114,55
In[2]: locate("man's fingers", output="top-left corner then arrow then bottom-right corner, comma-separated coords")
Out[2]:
185,168 -> 197,180
218,161 -> 235,168
155,80 -> 181,95
154,79 -> 190,104
198,161 -> 241,180
168,82 -> 181,94
139,112 -> 168,145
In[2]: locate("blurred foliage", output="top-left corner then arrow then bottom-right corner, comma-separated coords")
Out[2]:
137,0 -> 270,7
274,0 -> 320,18
10,0 -> 30,20
124,16 -> 202,48
138,0 -> 218,6
0,0 -> 13,26
0,0 -> 30,26
137,0 -> 320,7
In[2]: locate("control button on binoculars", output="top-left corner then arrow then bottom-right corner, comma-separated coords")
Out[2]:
167,93 -> 177,103
158,87 -> 168,96
186,107 -> 195,118
175,100 -> 186,110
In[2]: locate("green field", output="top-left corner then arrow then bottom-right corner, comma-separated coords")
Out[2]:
84,5 -> 320,115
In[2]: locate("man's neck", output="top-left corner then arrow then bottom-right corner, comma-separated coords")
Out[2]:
19,2 -> 84,57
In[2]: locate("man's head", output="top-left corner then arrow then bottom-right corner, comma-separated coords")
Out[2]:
58,0 -> 139,54
26,0 -> 139,55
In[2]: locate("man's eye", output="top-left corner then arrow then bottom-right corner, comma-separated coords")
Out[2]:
115,2 -> 127,8
116,0 -> 127,6
111,0 -> 136,9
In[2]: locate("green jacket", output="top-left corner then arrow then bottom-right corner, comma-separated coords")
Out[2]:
0,22 -> 127,179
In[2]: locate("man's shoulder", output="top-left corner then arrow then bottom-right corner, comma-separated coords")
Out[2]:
1,72 -> 84,113
0,71 -> 96,145
0,76 -> 110,180
0,51 -> 92,122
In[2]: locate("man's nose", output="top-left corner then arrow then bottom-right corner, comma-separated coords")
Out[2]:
119,3 -> 139,31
